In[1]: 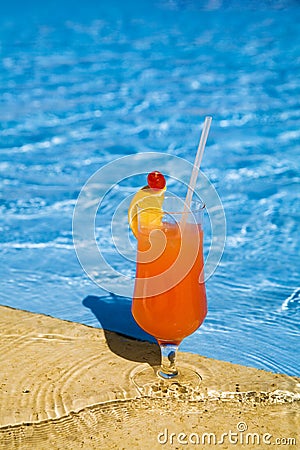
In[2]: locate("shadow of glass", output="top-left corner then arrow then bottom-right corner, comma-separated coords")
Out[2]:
82,294 -> 160,366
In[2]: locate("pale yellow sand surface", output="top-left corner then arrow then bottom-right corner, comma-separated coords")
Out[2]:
0,305 -> 299,449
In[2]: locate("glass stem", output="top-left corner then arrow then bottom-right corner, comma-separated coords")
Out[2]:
158,342 -> 179,379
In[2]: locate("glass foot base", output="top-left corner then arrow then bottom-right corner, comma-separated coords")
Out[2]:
130,364 -> 202,398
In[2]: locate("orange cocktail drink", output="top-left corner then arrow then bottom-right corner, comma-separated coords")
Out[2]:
129,116 -> 212,385
131,194 -> 207,379
132,219 -> 207,345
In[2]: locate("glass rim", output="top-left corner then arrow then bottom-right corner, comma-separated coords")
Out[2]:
136,195 -> 205,215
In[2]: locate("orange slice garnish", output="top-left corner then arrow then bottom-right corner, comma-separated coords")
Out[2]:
128,186 -> 166,238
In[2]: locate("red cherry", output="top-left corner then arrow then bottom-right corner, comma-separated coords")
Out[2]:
147,171 -> 166,190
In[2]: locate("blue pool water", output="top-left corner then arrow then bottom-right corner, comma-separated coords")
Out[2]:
0,0 -> 299,377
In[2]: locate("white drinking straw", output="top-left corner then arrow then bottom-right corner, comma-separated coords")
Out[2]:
183,116 -> 212,214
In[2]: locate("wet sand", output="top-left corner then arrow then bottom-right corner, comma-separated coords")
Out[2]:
0,305 -> 299,449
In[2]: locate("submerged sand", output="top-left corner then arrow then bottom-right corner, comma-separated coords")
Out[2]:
0,305 -> 299,449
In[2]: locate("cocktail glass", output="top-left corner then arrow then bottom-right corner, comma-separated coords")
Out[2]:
131,195 -> 207,392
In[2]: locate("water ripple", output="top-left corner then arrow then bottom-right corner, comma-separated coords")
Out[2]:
280,288 -> 300,312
